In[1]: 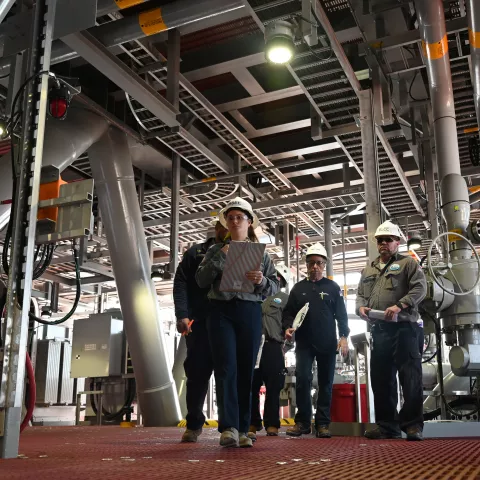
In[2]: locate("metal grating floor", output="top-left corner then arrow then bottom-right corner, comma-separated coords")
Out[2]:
1,427 -> 480,479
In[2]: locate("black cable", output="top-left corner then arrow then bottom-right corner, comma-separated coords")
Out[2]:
31,242 -> 81,326
90,378 -> 136,421
422,349 -> 438,364
408,70 -> 429,102
302,37 -> 333,62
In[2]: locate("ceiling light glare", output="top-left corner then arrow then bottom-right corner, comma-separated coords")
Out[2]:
265,20 -> 295,65
407,230 -> 422,251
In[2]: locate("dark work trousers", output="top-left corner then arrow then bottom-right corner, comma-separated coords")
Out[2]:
184,318 -> 214,431
250,341 -> 285,430
295,346 -> 337,427
207,299 -> 262,433
370,321 -> 424,434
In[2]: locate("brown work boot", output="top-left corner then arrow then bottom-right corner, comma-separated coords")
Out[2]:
315,425 -> 331,438
181,428 -> 202,443
247,425 -> 257,442
406,426 -> 424,441
266,426 -> 279,436
364,426 -> 401,440
239,433 -> 254,448
286,423 -> 311,437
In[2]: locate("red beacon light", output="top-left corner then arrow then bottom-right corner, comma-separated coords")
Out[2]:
48,85 -> 70,120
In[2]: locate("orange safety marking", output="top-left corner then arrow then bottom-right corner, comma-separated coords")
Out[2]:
421,34 -> 448,60
469,29 -> 480,49
115,0 -> 144,9
139,8 -> 168,36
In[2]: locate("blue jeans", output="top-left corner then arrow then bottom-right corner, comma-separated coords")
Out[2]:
184,319 -> 213,431
207,300 -> 262,433
294,346 -> 337,427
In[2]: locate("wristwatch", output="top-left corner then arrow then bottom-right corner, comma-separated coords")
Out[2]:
395,302 -> 405,310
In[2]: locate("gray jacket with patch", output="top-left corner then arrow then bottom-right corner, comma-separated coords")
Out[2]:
262,291 -> 289,343
355,253 -> 427,323
195,243 -> 279,302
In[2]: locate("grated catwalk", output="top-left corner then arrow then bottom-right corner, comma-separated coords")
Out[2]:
1,427 -> 479,479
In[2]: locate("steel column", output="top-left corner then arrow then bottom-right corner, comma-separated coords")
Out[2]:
295,217 -> 300,282
467,0 -> 480,138
359,89 -> 382,262
88,128 -> 181,426
167,28 -> 180,111
283,220 -> 291,269
169,152 -> 180,272
0,0 -> 56,459
422,124 -> 440,240
323,209 -> 334,279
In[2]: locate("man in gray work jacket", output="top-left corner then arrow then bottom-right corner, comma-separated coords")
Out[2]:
249,264 -> 290,439
356,221 -> 427,441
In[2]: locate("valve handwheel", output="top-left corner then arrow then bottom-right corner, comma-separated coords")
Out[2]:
427,231 -> 480,296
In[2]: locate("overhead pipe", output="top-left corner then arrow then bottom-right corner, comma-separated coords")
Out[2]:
96,0 -> 152,18
88,128 -> 181,426
0,0 -> 245,74
467,1 -> 480,137
0,107 -> 109,230
415,0 -> 470,241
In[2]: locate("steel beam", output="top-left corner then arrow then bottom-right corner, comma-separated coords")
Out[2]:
62,30 -> 180,128
312,0 -> 362,94
359,89 -> 382,262
170,154 -> 181,273
231,67 -> 265,96
143,185 -> 364,228
376,126 -> 425,216
324,210 -> 334,279
283,220 -> 290,269
216,86 -> 304,113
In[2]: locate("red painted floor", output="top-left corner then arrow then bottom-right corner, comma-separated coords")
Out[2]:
1,427 -> 480,479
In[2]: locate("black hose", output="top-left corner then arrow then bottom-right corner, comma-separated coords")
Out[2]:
90,378 -> 136,421
423,397 -> 479,421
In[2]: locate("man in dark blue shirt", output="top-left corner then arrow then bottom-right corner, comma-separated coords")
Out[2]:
282,243 -> 349,438
173,221 -> 228,443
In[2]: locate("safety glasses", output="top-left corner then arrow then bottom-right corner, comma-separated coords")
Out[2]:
377,237 -> 395,244
307,260 -> 326,268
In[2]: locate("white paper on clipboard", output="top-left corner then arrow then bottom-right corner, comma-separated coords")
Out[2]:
219,241 -> 266,293
255,334 -> 265,369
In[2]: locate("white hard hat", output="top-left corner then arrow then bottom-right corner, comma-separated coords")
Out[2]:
219,197 -> 259,229
275,264 -> 291,283
306,243 -> 328,260
375,221 -> 402,239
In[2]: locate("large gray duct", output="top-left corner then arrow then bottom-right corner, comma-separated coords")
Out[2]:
0,107 -> 109,230
0,0 -> 245,73
96,0 -> 153,18
423,371 -> 469,413
88,128 -> 181,426
415,0 -> 470,238
467,1 -> 480,135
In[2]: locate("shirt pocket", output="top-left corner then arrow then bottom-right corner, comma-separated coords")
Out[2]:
362,275 -> 376,297
384,271 -> 401,290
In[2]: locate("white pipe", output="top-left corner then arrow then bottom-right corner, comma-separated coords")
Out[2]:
88,128 -> 181,426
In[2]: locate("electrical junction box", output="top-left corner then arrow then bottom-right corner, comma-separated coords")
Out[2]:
71,313 -> 124,379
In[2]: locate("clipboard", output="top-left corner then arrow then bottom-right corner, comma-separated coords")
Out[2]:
219,241 -> 266,293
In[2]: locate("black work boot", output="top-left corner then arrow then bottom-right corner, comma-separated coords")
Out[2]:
406,426 -> 424,441
286,423 -> 311,437
364,426 -> 402,440
315,425 -> 331,438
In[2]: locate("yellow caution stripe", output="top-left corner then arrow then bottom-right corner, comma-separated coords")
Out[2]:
177,418 -> 296,428
139,8 -> 168,36
421,34 -> 448,60
469,29 -> 480,49
115,0 -> 145,8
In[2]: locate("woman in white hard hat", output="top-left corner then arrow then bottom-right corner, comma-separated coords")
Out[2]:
282,243 -> 349,439
196,197 -> 279,448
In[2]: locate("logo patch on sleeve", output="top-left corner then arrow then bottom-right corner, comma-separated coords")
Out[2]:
273,297 -> 282,304
390,264 -> 400,271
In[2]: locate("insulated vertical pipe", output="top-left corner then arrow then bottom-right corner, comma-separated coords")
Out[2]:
467,0 -> 480,137
88,128 -> 181,426
415,0 -> 470,239
415,0 -> 461,180
323,209 -> 334,279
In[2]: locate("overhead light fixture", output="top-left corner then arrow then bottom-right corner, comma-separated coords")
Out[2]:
407,230 -> 422,251
265,20 -> 295,65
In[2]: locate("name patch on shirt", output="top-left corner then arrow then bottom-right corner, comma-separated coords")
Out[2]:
273,297 -> 282,304
390,264 -> 400,271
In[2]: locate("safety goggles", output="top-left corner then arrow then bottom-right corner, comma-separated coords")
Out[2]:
226,214 -> 250,223
376,236 -> 395,244
307,260 -> 326,268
